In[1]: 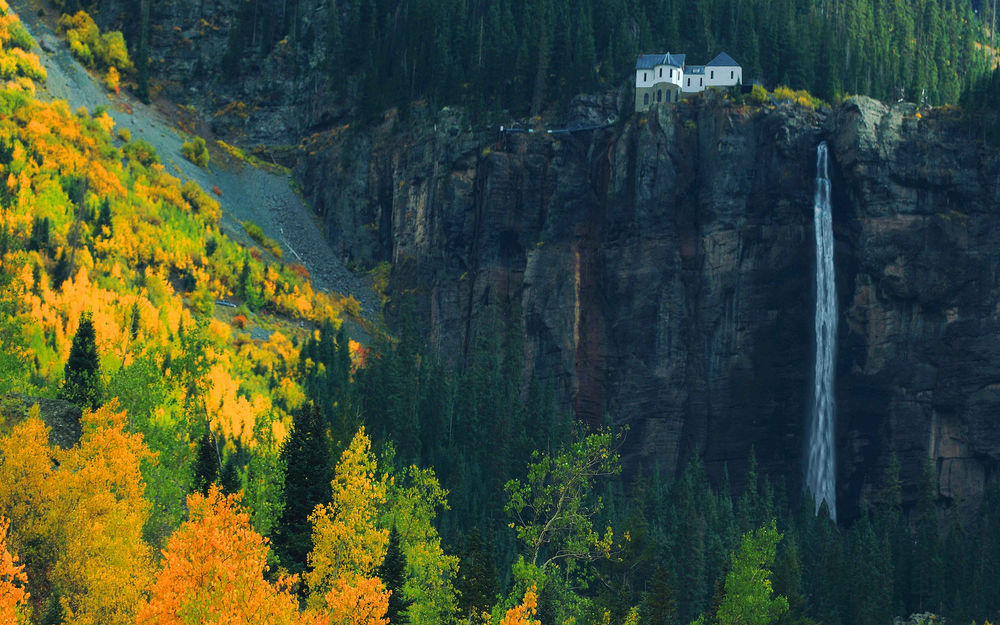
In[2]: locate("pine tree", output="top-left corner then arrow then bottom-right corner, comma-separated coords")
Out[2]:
192,429 -> 219,496
274,402 -> 332,571
378,526 -> 410,624
60,314 -> 102,410
219,454 -> 240,495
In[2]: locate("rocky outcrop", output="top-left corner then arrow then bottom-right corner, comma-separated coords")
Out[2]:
76,0 -> 343,145
297,92 -> 1000,522
2,395 -> 82,448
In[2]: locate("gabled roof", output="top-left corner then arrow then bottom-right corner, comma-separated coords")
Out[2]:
636,53 -> 686,70
686,65 -> 705,75
706,52 -> 739,67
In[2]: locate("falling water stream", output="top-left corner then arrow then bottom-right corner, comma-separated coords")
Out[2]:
806,141 -> 837,522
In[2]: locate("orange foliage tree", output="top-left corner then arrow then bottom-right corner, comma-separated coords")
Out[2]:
500,585 -> 541,625
0,516 -> 30,624
138,485 -> 301,625
320,576 -> 390,625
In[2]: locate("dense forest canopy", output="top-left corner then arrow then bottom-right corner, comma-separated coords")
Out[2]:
48,0 -> 996,117
214,0 -> 992,116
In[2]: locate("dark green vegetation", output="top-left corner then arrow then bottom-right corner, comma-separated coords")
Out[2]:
282,302 -> 1000,625
58,314 -> 102,411
212,0 -> 989,117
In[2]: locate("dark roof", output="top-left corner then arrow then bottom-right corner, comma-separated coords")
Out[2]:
706,52 -> 739,67
686,65 -> 705,75
635,53 -> 686,70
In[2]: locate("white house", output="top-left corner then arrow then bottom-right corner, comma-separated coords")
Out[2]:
635,51 -> 742,112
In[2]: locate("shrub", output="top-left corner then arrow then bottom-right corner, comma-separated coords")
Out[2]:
774,85 -> 795,101
181,180 -> 221,224
749,84 -> 768,105
104,66 -> 119,92
232,314 -> 248,329
241,220 -> 283,259
181,137 -> 210,168
117,127 -> 131,142
123,138 -> 158,166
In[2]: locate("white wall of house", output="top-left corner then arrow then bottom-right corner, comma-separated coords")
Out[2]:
681,75 -> 705,93
705,66 -> 742,87
637,65 -> 683,89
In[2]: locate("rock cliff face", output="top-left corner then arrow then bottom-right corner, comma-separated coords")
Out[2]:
829,97 -> 1000,520
296,93 -> 1000,521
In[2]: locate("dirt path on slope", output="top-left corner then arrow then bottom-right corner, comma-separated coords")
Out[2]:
10,0 -> 380,322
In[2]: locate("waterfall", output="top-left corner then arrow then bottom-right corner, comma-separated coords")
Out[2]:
806,141 -> 837,522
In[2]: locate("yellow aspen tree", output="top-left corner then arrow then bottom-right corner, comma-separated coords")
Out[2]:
49,402 -> 154,625
0,411 -> 57,598
306,426 -> 388,604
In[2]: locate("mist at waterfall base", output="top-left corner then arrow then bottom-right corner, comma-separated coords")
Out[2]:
806,141 -> 838,523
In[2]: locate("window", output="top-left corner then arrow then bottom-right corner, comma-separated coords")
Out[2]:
700,78 -> 703,86
687,78 -> 690,86
644,93 -> 649,105
657,90 -> 662,102
731,70 -> 734,79
659,68 -> 663,77
710,70 -> 714,79
644,72 -> 647,81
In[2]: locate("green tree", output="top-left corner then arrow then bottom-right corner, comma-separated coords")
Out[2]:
192,429 -> 219,496
708,520 -> 789,625
274,402 -> 332,571
60,314 -> 102,410
378,526 -> 410,624
504,429 -> 620,574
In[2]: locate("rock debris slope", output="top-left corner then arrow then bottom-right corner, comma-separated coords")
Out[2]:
10,0 -> 378,320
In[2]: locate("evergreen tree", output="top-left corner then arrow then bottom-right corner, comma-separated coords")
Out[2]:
60,314 -> 102,410
219,453 -> 241,495
273,402 -> 332,571
378,526 -> 410,624
456,528 -> 497,622
192,429 -> 219,496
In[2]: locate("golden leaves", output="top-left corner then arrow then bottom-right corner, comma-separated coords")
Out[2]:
138,486 -> 301,625
306,427 -> 388,600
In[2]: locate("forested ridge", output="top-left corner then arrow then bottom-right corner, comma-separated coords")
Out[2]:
47,0 -> 996,119
216,0 -> 989,116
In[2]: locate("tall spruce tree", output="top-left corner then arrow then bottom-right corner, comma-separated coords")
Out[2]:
60,314 -> 102,410
192,429 -> 219,495
379,526 -> 411,624
274,402 -> 332,571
